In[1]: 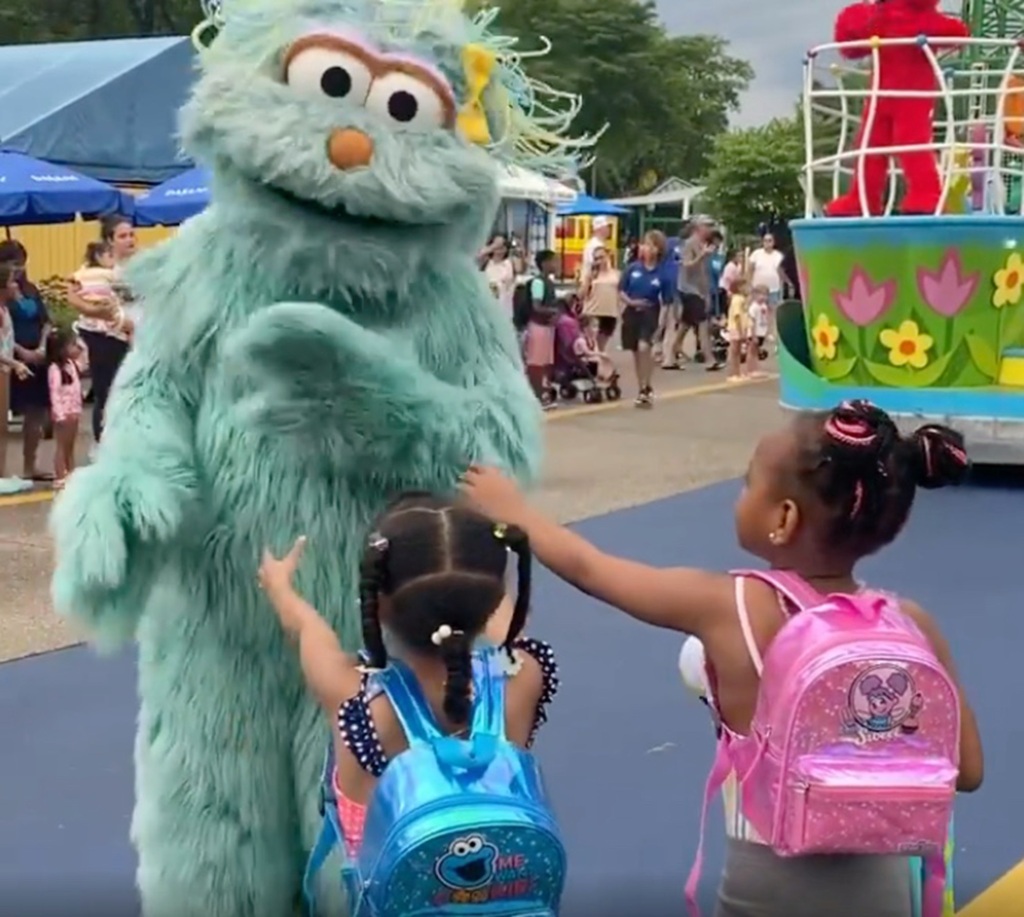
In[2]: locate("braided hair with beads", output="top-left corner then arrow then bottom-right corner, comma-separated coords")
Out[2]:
358,493 -> 532,727
794,400 -> 968,558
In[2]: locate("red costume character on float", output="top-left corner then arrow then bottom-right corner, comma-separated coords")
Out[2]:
825,0 -> 969,217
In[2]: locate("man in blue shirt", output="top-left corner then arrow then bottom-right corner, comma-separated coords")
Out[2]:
619,230 -> 670,407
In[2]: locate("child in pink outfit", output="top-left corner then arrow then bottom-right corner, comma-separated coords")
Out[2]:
46,328 -> 84,488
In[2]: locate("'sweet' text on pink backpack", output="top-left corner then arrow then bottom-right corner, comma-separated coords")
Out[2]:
685,570 -> 960,917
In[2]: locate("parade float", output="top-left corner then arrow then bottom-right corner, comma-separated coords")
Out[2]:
781,0 -> 1024,463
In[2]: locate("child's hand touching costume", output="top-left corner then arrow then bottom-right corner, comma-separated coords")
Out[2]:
461,465 -> 528,525
259,536 -> 308,632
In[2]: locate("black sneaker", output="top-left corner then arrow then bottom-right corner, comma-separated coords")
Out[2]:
705,361 -> 724,372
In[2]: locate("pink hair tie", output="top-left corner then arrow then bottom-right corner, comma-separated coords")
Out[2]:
825,414 -> 877,449
850,479 -> 865,518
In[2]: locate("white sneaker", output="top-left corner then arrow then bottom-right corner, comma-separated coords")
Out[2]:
0,476 -> 32,495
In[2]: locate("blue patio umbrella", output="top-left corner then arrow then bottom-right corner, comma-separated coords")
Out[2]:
555,193 -> 629,217
134,168 -> 210,227
0,151 -> 132,226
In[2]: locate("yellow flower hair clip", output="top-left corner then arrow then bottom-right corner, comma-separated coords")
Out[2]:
458,44 -> 496,145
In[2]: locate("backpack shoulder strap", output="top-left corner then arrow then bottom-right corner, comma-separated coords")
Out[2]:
730,570 -> 826,677
378,663 -> 442,745
731,568 -> 824,612
471,647 -> 507,739
732,575 -> 763,677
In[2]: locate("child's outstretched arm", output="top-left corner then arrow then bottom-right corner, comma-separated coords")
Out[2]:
460,466 -> 734,637
259,537 -> 361,714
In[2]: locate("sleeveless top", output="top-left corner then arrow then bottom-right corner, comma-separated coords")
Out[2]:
582,270 -> 621,318
338,637 -> 559,778
701,578 -> 799,844
0,306 -> 14,373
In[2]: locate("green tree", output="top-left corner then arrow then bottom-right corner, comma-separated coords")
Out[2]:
0,0 -> 198,44
3,0 -> 753,198
480,0 -> 752,195
702,117 -> 805,234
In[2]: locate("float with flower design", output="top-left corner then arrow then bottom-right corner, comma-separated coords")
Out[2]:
782,27 -> 1024,462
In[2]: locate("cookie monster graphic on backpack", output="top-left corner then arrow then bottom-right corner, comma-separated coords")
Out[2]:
435,835 -> 499,890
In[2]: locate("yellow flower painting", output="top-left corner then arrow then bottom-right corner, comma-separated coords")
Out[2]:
879,320 -> 934,369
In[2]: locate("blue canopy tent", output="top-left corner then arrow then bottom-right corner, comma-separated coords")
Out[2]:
0,151 -> 133,235
0,37 -> 196,184
555,193 -> 629,217
134,167 -> 210,227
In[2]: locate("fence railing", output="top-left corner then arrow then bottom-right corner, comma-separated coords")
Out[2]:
802,37 -> 1024,217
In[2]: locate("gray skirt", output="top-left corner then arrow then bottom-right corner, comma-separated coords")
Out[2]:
714,838 -> 914,917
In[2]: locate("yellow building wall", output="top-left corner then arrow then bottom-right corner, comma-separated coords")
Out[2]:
5,185 -> 174,281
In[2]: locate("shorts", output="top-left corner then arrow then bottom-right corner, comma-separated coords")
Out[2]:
524,321 -> 555,367
620,306 -> 658,351
767,289 -> 782,307
596,316 -> 617,337
10,361 -> 49,415
715,837 -> 911,917
680,292 -> 708,327
660,301 -> 682,327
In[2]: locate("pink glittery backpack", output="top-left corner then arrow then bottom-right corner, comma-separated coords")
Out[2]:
685,570 -> 959,917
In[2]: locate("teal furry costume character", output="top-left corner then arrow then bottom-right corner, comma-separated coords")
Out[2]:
49,1 -> 596,914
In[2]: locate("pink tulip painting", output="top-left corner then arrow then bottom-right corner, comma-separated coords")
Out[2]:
916,250 -> 979,318
797,261 -> 810,304
831,267 -> 896,327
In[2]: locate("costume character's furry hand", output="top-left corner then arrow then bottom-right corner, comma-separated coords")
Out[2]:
223,302 -> 468,457
50,461 -> 189,647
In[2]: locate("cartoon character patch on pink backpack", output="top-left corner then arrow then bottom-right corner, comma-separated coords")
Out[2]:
685,569 -> 960,917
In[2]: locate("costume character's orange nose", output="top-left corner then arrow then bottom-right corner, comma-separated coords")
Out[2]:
327,128 -> 374,171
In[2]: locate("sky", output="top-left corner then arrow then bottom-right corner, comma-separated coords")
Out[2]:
655,0 -> 834,126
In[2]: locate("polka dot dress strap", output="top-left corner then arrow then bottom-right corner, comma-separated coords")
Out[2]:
512,637 -> 560,746
337,671 -> 388,777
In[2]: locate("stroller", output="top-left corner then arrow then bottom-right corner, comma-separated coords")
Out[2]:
552,310 -> 621,404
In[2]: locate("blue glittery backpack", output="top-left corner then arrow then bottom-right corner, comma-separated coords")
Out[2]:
304,647 -> 566,917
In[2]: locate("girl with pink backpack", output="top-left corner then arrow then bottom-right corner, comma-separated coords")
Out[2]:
461,400 -> 984,917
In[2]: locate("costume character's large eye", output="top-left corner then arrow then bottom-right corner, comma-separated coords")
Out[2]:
285,45 -> 373,104
365,71 -> 451,131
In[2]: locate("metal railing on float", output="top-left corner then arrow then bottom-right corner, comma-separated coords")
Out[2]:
802,36 -> 1024,218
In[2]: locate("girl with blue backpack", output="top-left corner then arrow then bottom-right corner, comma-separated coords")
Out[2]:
258,493 -> 564,917
462,401 -> 984,917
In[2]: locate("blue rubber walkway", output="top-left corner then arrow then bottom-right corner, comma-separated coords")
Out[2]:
1,478 -> 1019,914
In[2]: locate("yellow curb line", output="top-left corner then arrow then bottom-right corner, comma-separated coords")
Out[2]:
0,374 -> 777,509
957,859 -> 1024,916
546,373 -> 777,422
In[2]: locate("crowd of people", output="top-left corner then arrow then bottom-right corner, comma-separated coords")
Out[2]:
0,215 -> 138,493
480,217 -> 798,409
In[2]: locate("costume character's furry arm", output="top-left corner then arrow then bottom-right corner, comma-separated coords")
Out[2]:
50,341 -> 200,646
922,8 -> 970,44
224,301 -> 538,481
835,1 -> 882,59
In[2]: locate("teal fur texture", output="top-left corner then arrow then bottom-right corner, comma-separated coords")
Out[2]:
49,2 -> 548,914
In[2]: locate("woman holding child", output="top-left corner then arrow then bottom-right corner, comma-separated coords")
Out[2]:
66,214 -> 137,445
